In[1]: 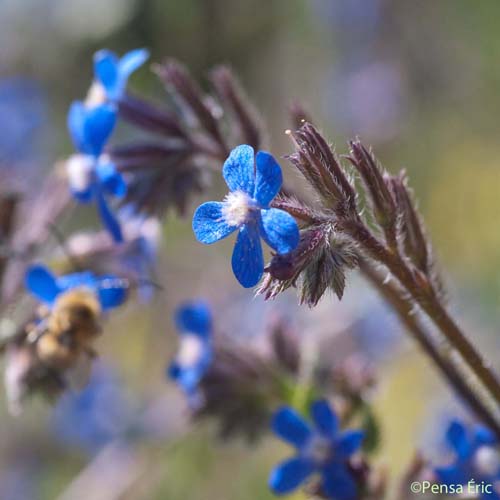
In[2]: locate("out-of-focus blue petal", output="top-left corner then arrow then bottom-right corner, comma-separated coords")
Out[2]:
71,186 -> 94,203
175,301 -> 212,337
84,104 -> 117,156
311,399 -> 338,437
192,201 -> 236,244
446,420 -> 470,459
435,464 -> 466,486
474,425 -> 496,446
67,102 -> 88,154
95,188 -> 123,243
25,265 -> 61,304
118,49 -> 149,84
57,271 -> 96,292
268,456 -> 315,495
168,341 -> 212,396
96,162 -> 127,198
259,208 -> 299,254
335,430 -> 365,458
322,463 -> 358,500
254,151 -> 282,206
231,223 -> 263,288
68,102 -> 116,156
94,50 -> 119,97
271,407 -> 312,449
222,145 -> 255,194
97,276 -> 129,310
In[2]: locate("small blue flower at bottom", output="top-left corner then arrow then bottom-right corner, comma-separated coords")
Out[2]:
435,420 -> 500,499
168,301 -> 213,401
192,145 -> 300,288
269,400 -> 364,500
67,101 -> 126,242
25,264 -> 128,312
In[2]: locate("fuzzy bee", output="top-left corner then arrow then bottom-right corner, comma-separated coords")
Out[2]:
24,264 -> 129,387
29,289 -> 102,371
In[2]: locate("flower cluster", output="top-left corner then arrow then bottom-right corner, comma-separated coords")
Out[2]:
66,49 -> 149,242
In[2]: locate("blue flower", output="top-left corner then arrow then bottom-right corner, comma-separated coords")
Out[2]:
435,420 -> 500,499
92,48 -> 150,102
168,301 -> 213,400
269,400 -> 364,500
25,264 -> 128,312
192,145 -> 300,288
67,101 -> 126,242
51,364 -> 133,453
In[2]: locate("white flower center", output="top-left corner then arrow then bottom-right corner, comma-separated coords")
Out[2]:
66,154 -> 95,192
85,80 -> 108,107
176,334 -> 204,368
474,445 -> 500,476
305,435 -> 332,464
221,190 -> 253,227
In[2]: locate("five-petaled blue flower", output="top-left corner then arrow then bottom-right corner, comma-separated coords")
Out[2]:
168,301 -> 213,401
192,145 -> 300,288
67,101 -> 126,242
25,264 -> 128,311
269,400 -> 364,500
91,48 -> 149,103
435,420 -> 500,499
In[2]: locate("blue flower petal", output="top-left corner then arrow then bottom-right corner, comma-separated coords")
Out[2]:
259,208 -> 299,254
25,265 -> 61,304
435,464 -> 467,486
118,49 -> 149,85
71,186 -> 94,203
335,430 -> 365,458
67,102 -> 88,154
68,102 -> 117,156
96,162 -> 127,198
57,271 -> 96,292
192,201 -> 236,244
95,188 -> 123,243
96,276 -> 129,310
254,151 -> 282,207
446,420 -> 470,459
231,223 -> 263,287
94,50 -> 120,97
474,425 -> 496,446
322,464 -> 358,500
222,145 -> 255,195
269,456 -> 315,495
175,301 -> 212,337
271,406 -> 312,449
311,399 -> 338,437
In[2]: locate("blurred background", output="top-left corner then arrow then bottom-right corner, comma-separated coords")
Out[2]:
1,0 -> 500,498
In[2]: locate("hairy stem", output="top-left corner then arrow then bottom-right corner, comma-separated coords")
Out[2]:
343,218 -> 500,424
359,258 -> 500,437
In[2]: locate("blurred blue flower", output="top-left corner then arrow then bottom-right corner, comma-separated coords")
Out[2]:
25,264 -> 128,311
93,48 -> 149,102
0,78 -> 46,165
168,301 -> 213,401
192,145 -> 299,287
52,364 -> 133,453
67,101 -> 126,241
435,420 -> 500,499
269,400 -> 364,499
